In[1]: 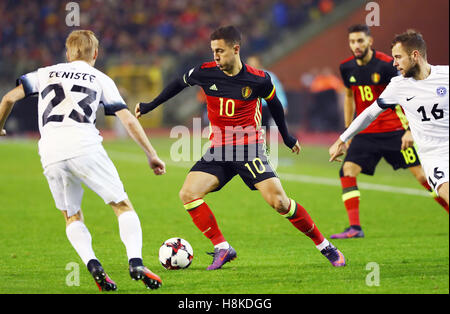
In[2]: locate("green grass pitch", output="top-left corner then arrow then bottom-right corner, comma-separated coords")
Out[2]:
0,137 -> 448,294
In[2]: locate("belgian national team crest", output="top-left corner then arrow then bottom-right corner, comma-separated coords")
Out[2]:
371,72 -> 381,84
242,86 -> 252,99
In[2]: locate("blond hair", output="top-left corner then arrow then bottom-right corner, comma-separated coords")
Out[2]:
65,30 -> 99,62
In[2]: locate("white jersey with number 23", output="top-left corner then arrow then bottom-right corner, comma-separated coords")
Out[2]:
17,60 -> 128,168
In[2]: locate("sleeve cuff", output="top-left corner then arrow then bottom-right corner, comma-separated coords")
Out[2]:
103,102 -> 128,116
16,76 -> 37,97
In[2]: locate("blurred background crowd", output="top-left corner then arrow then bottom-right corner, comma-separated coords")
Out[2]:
1,0 -> 340,74
0,0 -> 447,136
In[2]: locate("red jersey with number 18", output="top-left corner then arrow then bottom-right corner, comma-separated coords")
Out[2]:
340,50 -> 407,133
183,61 -> 277,147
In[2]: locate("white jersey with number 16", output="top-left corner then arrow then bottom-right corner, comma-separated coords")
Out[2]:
376,65 -> 448,191
376,65 -> 449,159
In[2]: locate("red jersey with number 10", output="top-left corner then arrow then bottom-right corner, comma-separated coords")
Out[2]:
183,61 -> 277,147
340,50 -> 408,133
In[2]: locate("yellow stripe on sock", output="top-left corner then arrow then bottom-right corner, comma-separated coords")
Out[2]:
342,190 -> 361,202
184,199 -> 205,210
282,199 -> 297,218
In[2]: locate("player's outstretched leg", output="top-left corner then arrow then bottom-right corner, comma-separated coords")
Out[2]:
87,259 -> 117,291
282,199 -> 346,267
256,178 -> 345,267
112,200 -> 162,289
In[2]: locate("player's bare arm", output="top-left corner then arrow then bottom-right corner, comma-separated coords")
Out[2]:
343,87 -> 355,148
329,101 -> 386,162
115,108 -> 166,175
0,85 -> 26,135
343,87 -> 355,128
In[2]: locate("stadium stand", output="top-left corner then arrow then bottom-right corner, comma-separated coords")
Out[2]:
0,0 -> 349,134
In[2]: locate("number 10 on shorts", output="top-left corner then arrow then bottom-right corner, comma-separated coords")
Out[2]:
245,157 -> 266,178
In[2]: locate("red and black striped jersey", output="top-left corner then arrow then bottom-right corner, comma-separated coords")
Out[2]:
183,61 -> 276,146
340,50 -> 407,133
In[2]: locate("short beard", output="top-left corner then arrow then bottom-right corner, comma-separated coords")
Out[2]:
404,60 -> 420,78
219,61 -> 234,74
353,47 -> 369,60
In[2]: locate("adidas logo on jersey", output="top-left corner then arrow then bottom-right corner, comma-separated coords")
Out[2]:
349,76 -> 356,83
209,84 -> 218,91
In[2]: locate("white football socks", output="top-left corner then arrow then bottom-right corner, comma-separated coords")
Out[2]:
66,220 -> 97,265
118,210 -> 143,261
214,241 -> 230,250
66,211 -> 143,265
316,238 -> 330,251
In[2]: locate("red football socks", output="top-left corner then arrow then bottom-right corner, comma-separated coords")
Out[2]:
282,200 -> 325,245
340,176 -> 361,226
184,199 -> 226,245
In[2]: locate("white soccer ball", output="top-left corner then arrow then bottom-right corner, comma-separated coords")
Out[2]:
158,238 -> 194,270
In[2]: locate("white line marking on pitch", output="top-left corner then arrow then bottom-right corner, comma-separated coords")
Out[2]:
107,150 -> 429,197
3,141 -> 428,197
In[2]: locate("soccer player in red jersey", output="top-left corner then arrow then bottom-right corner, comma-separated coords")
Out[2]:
136,26 -> 346,269
331,24 -> 448,239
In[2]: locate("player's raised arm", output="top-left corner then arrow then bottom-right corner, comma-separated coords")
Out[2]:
135,76 -> 188,118
329,101 -> 386,162
0,85 -> 26,136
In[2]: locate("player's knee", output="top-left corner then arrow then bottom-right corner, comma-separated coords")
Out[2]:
64,210 -> 83,226
110,199 -> 134,217
179,188 -> 189,203
269,194 -> 290,213
342,163 -> 360,177
179,187 -> 200,204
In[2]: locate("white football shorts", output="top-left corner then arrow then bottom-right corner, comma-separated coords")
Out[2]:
43,149 -> 128,217
421,156 -> 449,196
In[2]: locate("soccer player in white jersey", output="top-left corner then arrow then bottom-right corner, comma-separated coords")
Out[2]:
0,30 -> 165,291
329,30 -> 449,206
